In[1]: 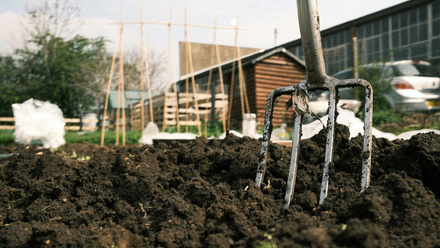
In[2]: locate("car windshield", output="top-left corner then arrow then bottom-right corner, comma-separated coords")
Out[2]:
392,63 -> 440,77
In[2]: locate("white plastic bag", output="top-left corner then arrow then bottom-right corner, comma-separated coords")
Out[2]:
139,122 -> 159,145
242,113 -> 257,138
12,99 -> 66,148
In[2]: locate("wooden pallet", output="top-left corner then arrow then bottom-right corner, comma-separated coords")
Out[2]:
130,92 -> 180,130
178,93 -> 228,122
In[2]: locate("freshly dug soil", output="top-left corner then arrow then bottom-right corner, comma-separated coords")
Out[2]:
1,124 -> 440,247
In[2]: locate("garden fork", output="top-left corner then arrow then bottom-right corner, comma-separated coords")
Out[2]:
255,0 -> 373,209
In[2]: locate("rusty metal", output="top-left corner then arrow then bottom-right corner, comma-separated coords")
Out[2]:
255,0 -> 373,209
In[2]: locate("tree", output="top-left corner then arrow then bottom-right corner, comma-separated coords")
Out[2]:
15,35 -> 107,117
0,35 -> 108,117
0,56 -> 22,116
24,0 -> 81,52
0,0 -> 169,117
0,0 -> 110,117
123,47 -> 168,94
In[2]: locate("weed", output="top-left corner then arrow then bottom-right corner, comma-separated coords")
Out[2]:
372,109 -> 402,126
254,241 -> 278,248
341,223 -> 347,231
66,150 -> 91,161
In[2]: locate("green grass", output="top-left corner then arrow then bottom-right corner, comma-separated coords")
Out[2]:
0,130 -> 144,146
0,130 -> 15,146
1,114 -> 439,147
0,121 -> 223,146
65,130 -> 142,145
371,110 -> 440,135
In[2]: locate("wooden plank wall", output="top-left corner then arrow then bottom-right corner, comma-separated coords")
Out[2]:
254,54 -> 306,128
227,53 -> 306,129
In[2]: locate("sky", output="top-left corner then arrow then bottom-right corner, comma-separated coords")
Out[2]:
0,0 -> 408,77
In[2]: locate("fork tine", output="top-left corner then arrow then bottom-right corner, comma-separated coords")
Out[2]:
256,85 -> 298,187
319,87 -> 337,205
283,115 -> 302,209
361,85 -> 373,192
256,0 -> 374,209
257,80 -> 373,208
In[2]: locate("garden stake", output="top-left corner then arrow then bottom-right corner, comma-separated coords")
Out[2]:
255,0 -> 373,209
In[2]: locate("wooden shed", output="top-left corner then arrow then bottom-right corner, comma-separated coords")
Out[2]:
176,47 -> 306,130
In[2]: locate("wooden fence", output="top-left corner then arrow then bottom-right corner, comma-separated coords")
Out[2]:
130,92 -> 228,131
0,117 -> 14,130
0,117 -> 98,131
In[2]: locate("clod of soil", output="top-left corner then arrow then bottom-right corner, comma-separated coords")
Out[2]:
0,124 -> 439,247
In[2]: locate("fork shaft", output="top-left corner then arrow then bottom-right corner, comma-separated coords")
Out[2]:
297,0 -> 327,85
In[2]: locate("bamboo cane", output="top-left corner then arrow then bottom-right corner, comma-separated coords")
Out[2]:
107,11 -> 247,132
144,37 -> 154,124
227,60 -> 236,130
215,20 -> 227,133
185,9 -> 202,136
116,75 -> 120,144
235,17 -> 250,115
238,60 -> 250,113
115,10 -> 124,145
100,33 -> 118,147
164,9 -> 172,131
119,9 -> 126,146
184,38 -> 190,132
173,83 -> 180,132
168,8 -> 180,132
108,21 -> 248,31
163,8 -> 172,132
204,18 -> 218,137
140,6 -> 145,130
353,36 -> 359,79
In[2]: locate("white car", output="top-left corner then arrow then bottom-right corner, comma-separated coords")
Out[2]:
333,60 -> 440,112
308,88 -> 362,117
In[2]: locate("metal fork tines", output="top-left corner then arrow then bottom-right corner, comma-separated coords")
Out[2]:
255,0 -> 373,209
254,77 -> 372,209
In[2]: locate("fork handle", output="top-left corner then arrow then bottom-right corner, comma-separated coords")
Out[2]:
297,0 -> 327,85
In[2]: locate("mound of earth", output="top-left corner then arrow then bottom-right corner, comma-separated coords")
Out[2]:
0,124 -> 440,247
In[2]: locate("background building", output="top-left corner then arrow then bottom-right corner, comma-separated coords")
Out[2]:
177,48 -> 306,129
285,0 -> 440,75
172,0 -> 440,130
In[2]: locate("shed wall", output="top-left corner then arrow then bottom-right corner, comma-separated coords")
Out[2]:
226,53 -> 306,130
254,54 -> 306,128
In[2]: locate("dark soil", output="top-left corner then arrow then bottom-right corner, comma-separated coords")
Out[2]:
1,124 -> 440,247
